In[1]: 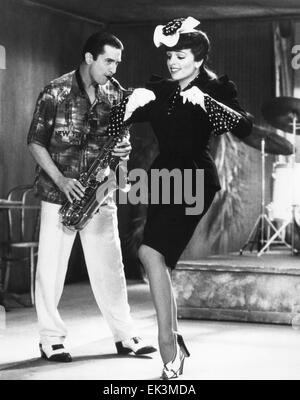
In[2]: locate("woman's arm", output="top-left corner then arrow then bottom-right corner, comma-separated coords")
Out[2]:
205,78 -> 253,139
204,94 -> 253,139
181,77 -> 253,139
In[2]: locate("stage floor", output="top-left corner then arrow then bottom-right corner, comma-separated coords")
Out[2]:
1,277 -> 300,380
178,250 -> 300,275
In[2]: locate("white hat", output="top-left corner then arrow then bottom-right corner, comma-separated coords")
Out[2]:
153,17 -> 201,48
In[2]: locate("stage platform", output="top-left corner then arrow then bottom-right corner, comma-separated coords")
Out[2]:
173,251 -> 300,325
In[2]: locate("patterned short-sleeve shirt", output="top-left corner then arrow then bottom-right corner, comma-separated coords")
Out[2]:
27,70 -> 124,204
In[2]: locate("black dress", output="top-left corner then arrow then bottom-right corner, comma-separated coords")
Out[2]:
129,72 -> 252,269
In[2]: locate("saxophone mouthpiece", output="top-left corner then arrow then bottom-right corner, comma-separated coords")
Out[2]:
108,76 -> 133,96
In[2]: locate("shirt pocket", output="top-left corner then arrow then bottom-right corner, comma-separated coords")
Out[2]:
53,99 -> 83,146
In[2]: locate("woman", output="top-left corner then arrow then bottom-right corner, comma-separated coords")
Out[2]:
126,17 -> 253,379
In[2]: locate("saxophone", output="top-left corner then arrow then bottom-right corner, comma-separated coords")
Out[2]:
59,77 -> 132,231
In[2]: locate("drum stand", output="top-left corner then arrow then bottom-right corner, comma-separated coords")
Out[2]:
240,138 -> 292,256
256,115 -> 300,256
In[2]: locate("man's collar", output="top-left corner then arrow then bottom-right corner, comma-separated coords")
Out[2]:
73,69 -> 103,100
73,69 -> 86,96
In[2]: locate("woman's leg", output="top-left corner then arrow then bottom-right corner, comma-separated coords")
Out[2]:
171,285 -> 179,332
139,244 -> 176,364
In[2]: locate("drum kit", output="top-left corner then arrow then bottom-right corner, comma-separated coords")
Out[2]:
240,97 -> 300,256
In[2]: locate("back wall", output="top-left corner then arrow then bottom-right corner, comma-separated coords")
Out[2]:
0,0 -> 102,197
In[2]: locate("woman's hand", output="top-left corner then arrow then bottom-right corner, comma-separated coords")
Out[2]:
180,86 -> 207,111
124,89 -> 156,120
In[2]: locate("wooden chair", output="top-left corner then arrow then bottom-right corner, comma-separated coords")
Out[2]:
0,185 -> 40,306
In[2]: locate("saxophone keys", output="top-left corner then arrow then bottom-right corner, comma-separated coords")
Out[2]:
96,166 -> 111,182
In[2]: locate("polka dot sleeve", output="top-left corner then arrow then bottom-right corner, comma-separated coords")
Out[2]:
107,97 -> 130,138
204,94 -> 243,136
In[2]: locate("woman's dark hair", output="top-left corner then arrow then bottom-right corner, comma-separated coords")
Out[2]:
163,30 -> 216,81
81,31 -> 124,61
172,31 -> 210,62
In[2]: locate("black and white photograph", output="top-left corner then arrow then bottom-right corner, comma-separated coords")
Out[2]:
1,0 -> 300,383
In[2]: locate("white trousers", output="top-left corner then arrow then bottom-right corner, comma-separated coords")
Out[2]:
35,200 -> 136,346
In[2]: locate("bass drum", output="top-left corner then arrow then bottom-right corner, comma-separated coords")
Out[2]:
269,163 -> 300,252
270,163 -> 300,220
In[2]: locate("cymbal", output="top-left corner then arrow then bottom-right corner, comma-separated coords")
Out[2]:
240,124 -> 293,155
262,97 -> 300,133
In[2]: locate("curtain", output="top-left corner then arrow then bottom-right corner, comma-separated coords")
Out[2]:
273,21 -> 295,164
274,21 -> 294,97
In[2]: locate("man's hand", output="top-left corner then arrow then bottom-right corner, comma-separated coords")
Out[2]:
126,89 -> 156,115
112,134 -> 132,161
28,143 -> 86,204
56,176 -> 85,203
180,86 -> 207,111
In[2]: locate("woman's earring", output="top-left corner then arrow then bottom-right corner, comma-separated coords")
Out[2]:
197,60 -> 204,69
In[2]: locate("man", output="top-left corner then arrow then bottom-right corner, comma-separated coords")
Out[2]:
27,31 -> 156,362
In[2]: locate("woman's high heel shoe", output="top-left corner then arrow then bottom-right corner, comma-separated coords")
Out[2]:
176,333 -> 191,358
161,333 -> 189,380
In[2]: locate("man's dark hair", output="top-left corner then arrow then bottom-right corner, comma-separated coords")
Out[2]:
81,31 -> 124,61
